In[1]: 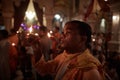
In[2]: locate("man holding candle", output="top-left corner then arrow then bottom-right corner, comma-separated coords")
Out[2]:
34,20 -> 104,80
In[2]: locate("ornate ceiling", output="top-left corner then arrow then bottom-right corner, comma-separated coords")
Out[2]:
0,0 -> 120,26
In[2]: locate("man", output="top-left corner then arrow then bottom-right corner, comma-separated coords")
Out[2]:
0,30 -> 11,80
51,26 -> 62,58
32,26 -> 51,80
8,29 -> 19,79
38,26 -> 51,62
34,20 -> 104,80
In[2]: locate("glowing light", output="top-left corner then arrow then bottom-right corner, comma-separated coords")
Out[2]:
104,0 -> 108,1
100,18 -> 105,27
50,30 -> 53,34
34,33 -> 39,36
29,26 -> 33,33
47,32 -> 51,38
113,15 -> 119,21
92,38 -> 95,42
26,11 -> 35,20
60,18 -> 63,22
16,31 -> 19,34
12,43 -> 16,46
54,14 -> 61,20
27,33 -> 30,36
21,23 -> 27,30
113,15 -> 119,24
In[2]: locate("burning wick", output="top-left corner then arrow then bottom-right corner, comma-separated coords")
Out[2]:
12,43 -> 16,46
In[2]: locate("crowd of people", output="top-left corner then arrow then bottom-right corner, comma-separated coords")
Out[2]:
0,20 -> 120,80
90,32 -> 120,80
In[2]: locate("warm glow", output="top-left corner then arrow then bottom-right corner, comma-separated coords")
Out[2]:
112,15 -> 119,24
25,0 -> 36,20
100,18 -> 105,27
47,32 -> 51,38
50,30 -> 53,34
54,14 -> 61,20
113,15 -> 119,21
47,31 -> 53,38
104,0 -> 108,2
34,33 -> 39,36
12,43 -> 16,46
92,38 -> 95,42
16,31 -> 19,34
29,26 -> 33,33
27,33 -> 30,36
26,11 -> 35,20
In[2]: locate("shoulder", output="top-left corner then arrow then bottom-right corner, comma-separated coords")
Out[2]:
83,68 -> 103,80
0,39 -> 10,47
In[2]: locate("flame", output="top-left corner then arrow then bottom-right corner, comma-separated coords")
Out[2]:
47,32 -> 51,38
35,33 -> 39,36
12,43 -> 16,46
50,30 -> 53,33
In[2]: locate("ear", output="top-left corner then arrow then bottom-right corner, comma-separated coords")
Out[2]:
78,36 -> 87,49
77,36 -> 87,45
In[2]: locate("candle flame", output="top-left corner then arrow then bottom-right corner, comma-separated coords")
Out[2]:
35,33 -> 39,36
50,30 -> 53,33
47,32 -> 51,38
12,43 -> 16,46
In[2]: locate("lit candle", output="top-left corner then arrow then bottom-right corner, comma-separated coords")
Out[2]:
47,32 -> 51,38
34,33 -> 39,36
12,43 -> 16,46
92,38 -> 95,42
50,30 -> 53,34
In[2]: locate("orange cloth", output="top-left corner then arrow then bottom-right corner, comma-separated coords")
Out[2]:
8,35 -> 18,73
9,45 -> 18,73
35,49 -> 104,80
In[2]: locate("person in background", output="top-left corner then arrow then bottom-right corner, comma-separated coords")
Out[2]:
53,26 -> 61,41
50,26 -> 61,58
95,33 -> 105,56
9,29 -> 19,46
32,26 -> 52,80
34,20 -> 104,80
0,30 -> 11,80
38,26 -> 51,62
56,32 -> 65,54
8,29 -> 19,79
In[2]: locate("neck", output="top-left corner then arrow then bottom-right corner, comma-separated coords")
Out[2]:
65,47 -> 87,54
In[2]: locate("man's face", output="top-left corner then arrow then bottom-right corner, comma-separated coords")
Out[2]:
39,30 -> 44,37
61,25 -> 82,52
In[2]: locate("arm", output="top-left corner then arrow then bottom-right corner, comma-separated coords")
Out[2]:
34,55 -> 58,76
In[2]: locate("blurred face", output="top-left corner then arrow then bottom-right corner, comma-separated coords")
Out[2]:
39,30 -> 45,37
61,25 -> 82,53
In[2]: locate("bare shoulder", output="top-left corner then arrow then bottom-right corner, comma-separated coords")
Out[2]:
83,68 -> 103,80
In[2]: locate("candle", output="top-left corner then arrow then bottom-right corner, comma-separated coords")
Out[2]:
47,32 -> 51,38
47,30 -> 53,38
34,33 -> 39,36
12,43 -> 16,46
